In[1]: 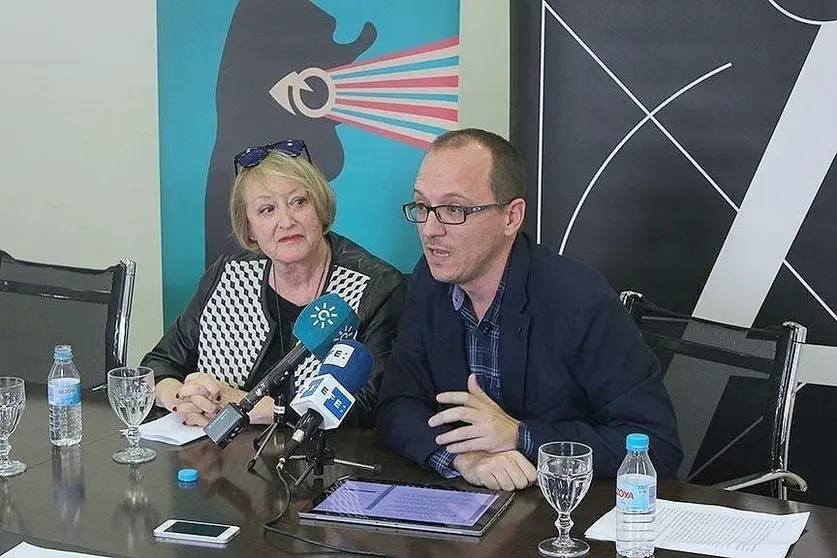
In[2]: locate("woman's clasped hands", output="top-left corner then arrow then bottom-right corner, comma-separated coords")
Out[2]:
171,373 -> 237,427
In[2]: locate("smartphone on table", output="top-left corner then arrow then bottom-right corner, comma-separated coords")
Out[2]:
153,519 -> 240,545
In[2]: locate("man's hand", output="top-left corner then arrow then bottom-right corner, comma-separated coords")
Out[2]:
429,374 -> 520,454
453,450 -> 537,491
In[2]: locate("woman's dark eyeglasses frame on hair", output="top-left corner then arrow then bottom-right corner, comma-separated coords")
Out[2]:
232,139 -> 312,174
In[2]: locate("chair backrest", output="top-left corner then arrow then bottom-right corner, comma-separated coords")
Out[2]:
620,291 -> 806,498
0,251 -> 136,388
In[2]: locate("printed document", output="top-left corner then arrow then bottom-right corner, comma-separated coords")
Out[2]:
585,499 -> 808,558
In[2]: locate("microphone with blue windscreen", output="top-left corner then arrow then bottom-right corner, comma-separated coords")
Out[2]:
204,292 -> 358,448
278,339 -> 374,469
319,338 -> 374,394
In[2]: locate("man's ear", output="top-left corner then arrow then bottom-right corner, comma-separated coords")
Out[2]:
505,197 -> 526,236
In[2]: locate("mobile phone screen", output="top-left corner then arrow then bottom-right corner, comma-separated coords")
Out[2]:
163,521 -> 230,537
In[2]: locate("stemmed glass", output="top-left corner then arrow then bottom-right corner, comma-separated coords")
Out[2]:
108,367 -> 156,464
537,441 -> 594,557
0,378 -> 26,477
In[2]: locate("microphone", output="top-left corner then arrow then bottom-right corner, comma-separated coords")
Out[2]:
277,339 -> 373,470
204,293 -> 359,448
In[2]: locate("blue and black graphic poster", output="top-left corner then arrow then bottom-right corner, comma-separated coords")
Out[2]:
158,0 -> 460,323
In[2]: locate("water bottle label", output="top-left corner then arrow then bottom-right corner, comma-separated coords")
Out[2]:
48,378 -> 81,406
616,477 -> 656,512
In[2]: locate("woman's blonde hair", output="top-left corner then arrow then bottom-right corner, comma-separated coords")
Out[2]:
229,150 -> 337,252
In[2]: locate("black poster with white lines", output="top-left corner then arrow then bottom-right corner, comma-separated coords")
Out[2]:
512,1 -> 837,505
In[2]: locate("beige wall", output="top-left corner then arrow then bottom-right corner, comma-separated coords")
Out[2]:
0,1 -> 162,365
459,0 -> 511,137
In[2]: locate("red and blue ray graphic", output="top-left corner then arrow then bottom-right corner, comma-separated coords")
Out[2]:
269,37 -> 459,150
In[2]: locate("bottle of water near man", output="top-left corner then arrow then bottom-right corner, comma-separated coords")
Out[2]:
616,433 -> 656,558
48,345 -> 83,446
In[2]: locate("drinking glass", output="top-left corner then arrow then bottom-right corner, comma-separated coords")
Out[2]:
0,378 -> 26,477
108,367 -> 156,464
537,441 -> 594,557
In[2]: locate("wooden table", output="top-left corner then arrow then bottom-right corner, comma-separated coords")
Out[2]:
1,390 -> 835,557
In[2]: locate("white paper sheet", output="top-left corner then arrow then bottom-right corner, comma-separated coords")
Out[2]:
2,541 -> 109,557
584,499 -> 809,558
137,413 -> 205,446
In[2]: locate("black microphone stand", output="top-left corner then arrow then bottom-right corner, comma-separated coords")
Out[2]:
283,429 -> 381,489
246,373 -> 294,471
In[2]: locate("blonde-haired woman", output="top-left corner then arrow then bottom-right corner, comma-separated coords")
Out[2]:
143,140 -> 406,428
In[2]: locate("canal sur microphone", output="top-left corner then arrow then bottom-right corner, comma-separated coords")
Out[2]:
203,293 -> 359,448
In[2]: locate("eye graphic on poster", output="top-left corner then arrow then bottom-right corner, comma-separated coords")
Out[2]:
205,1 -> 459,263
158,0 -> 460,324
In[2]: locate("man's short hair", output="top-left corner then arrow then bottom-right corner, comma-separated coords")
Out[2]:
430,128 -> 526,202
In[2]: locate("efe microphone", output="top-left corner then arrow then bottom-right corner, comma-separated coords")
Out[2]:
277,339 -> 373,469
204,293 -> 359,448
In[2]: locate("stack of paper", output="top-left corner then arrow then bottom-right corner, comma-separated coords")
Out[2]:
137,413 -> 206,446
585,499 -> 809,558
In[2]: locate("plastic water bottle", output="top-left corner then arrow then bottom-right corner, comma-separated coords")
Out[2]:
48,345 -> 83,446
616,433 -> 656,558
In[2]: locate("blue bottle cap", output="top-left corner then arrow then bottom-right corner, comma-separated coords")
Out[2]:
177,468 -> 199,483
54,345 -> 73,360
626,433 -> 649,451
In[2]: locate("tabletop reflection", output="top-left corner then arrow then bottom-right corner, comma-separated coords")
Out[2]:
51,445 -> 85,536
112,465 -> 159,553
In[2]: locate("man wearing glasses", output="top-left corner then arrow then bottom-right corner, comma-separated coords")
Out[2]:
376,129 -> 682,491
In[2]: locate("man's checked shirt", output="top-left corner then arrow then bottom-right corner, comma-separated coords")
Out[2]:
426,276 -> 536,477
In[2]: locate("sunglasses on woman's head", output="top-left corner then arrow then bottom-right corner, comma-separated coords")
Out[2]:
233,139 -> 312,173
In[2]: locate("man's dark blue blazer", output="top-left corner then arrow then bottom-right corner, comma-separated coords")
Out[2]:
376,233 -> 683,478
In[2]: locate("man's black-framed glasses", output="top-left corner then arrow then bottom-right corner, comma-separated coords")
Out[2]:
233,139 -> 312,173
402,200 -> 513,225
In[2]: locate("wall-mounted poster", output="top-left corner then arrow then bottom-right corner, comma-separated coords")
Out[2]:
512,0 -> 837,506
158,0 -> 460,323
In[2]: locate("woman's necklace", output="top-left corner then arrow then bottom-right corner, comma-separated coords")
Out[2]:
272,243 -> 331,306
312,243 -> 331,300
272,244 -> 331,354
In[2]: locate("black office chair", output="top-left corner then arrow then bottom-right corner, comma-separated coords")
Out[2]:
620,290 -> 807,500
0,251 -> 136,388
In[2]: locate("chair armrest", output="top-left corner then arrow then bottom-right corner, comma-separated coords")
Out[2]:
716,469 -> 808,493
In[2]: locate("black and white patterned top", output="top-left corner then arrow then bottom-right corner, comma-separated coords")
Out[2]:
141,232 -> 406,428
197,260 -> 370,391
